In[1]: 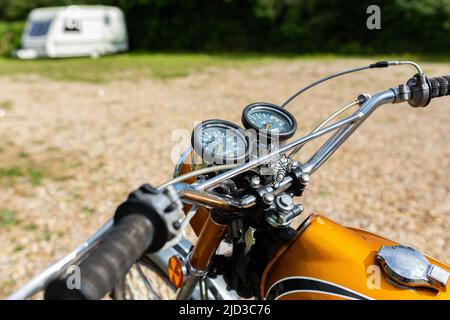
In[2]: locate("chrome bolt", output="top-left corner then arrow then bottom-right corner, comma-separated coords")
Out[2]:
250,175 -> 261,188
173,221 -> 181,229
276,193 -> 294,211
263,192 -> 275,205
300,173 -> 310,184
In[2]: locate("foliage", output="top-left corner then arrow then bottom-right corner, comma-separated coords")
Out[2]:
0,0 -> 450,54
0,21 -> 24,55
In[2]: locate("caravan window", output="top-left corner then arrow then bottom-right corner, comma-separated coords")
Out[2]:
64,17 -> 82,32
28,20 -> 52,37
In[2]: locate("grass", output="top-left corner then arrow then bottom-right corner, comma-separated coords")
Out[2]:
13,245 -> 25,253
0,100 -> 13,110
0,165 -> 45,187
0,145 -> 80,192
0,144 -> 80,188
23,223 -> 38,231
0,209 -> 20,227
0,52 -> 449,83
0,53 -> 276,83
40,225 -> 52,241
81,206 -> 96,216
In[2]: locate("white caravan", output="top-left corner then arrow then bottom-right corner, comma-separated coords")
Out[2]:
17,5 -> 128,59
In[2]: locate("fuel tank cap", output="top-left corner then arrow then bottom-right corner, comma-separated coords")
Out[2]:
376,245 -> 449,292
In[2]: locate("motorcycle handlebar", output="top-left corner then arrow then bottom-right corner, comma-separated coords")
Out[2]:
40,70 -> 450,300
44,213 -> 155,300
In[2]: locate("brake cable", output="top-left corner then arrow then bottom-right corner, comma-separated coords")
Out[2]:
280,60 -> 423,108
288,99 -> 360,158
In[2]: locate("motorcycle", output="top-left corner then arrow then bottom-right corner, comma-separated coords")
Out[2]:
8,60 -> 449,300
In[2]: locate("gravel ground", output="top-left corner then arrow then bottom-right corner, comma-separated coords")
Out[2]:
0,58 -> 448,298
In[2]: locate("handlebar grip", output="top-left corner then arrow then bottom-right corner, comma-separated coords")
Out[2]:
44,213 -> 154,300
428,76 -> 450,98
443,76 -> 450,95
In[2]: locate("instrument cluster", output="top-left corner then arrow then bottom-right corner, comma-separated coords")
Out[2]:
191,103 -> 297,164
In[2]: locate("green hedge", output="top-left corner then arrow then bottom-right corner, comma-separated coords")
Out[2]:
0,21 -> 24,55
0,0 -> 450,54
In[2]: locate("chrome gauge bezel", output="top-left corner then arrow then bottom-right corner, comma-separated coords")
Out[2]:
191,119 -> 250,165
241,102 -> 297,141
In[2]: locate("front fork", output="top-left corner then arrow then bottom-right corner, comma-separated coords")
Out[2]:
144,221 -> 237,300
176,216 -> 228,299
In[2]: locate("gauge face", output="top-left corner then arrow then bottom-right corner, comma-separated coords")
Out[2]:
242,102 -> 297,140
246,109 -> 291,132
192,120 -> 249,164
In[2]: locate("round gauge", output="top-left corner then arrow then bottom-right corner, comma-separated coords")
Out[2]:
191,119 -> 250,164
242,102 -> 297,140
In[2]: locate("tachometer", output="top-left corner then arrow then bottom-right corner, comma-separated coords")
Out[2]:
191,119 -> 250,164
242,102 -> 297,141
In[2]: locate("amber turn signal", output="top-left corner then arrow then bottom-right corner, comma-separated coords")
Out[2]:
168,255 -> 186,289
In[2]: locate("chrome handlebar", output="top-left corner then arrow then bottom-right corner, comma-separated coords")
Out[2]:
174,89 -> 397,211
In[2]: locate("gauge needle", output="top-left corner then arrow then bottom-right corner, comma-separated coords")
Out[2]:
264,123 -> 271,129
216,143 -> 223,157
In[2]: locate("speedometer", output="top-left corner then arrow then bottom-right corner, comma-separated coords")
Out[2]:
242,102 -> 297,141
191,119 -> 250,164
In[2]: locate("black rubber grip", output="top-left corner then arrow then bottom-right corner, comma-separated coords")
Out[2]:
44,214 -> 155,300
428,76 -> 450,98
443,76 -> 450,94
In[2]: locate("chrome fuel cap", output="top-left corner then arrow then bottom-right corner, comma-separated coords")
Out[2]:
376,245 -> 449,292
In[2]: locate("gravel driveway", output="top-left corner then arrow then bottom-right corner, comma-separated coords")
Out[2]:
0,58 -> 448,298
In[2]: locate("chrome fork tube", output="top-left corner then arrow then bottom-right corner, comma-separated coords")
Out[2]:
176,275 -> 200,300
176,258 -> 206,300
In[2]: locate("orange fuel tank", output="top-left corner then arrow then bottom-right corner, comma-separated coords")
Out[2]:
261,214 -> 450,300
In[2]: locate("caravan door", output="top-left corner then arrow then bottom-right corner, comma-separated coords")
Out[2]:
47,6 -> 107,58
